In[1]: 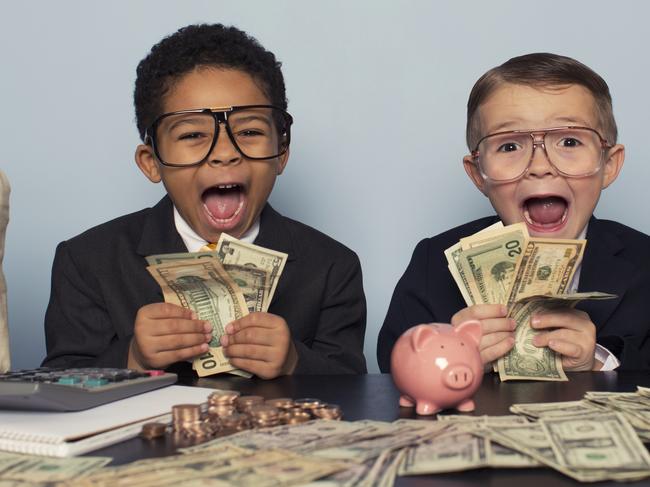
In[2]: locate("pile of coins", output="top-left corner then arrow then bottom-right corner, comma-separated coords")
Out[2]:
141,390 -> 343,446
172,403 -> 217,440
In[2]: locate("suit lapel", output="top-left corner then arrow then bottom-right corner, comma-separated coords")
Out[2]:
576,217 -> 636,330
136,196 -> 187,257
253,204 -> 296,307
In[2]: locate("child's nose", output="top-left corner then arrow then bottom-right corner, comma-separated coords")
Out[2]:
206,126 -> 242,166
527,142 -> 558,178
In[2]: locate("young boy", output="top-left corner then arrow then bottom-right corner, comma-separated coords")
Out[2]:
43,24 -> 367,378
378,53 -> 650,373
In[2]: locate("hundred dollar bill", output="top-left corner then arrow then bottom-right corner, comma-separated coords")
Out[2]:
506,238 -> 585,306
147,259 -> 249,376
460,223 -> 529,305
215,233 -> 288,312
498,292 -> 617,381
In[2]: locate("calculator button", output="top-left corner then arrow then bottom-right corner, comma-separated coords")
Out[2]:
57,376 -> 83,385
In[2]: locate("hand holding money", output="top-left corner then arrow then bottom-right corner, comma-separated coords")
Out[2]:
221,312 -> 298,379
529,307 -> 596,371
128,302 -> 212,370
145,233 -> 289,377
445,222 -> 615,381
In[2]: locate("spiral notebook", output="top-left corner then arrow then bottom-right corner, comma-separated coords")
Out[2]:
0,385 -> 215,457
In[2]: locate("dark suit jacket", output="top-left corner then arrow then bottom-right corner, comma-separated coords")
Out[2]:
43,196 -> 367,374
377,216 -> 650,372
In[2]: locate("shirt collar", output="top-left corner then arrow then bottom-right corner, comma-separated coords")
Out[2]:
173,206 -> 260,252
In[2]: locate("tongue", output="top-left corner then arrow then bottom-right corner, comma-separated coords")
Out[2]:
526,197 -> 567,225
204,189 -> 241,220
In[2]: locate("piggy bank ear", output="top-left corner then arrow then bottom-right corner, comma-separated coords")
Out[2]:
455,319 -> 482,347
410,325 -> 438,353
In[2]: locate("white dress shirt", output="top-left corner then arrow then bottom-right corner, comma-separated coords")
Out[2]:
173,207 -> 260,252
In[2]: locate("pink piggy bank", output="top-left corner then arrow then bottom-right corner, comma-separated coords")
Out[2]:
391,321 -> 483,415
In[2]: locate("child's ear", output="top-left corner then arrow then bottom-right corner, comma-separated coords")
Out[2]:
276,147 -> 290,175
601,144 -> 625,189
463,155 -> 487,195
135,144 -> 162,183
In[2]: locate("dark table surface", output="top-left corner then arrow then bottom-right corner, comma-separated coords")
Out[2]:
93,371 -> 650,486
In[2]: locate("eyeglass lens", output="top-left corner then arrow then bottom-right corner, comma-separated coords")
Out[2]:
478,128 -> 603,181
155,107 -> 289,165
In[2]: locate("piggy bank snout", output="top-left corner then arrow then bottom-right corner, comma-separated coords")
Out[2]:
443,364 -> 475,390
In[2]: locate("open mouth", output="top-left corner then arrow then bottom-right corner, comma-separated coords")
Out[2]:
202,184 -> 245,224
523,196 -> 568,230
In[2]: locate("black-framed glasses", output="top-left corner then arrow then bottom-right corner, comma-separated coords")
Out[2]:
470,126 -> 611,183
145,105 -> 293,167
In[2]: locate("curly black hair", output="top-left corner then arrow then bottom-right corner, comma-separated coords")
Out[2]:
134,24 -> 287,141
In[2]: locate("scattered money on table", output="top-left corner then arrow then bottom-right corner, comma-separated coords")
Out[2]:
146,233 -> 288,377
3,386 -> 650,485
444,221 -> 616,381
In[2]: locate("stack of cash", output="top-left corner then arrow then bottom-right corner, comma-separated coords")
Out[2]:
444,222 -> 615,381
146,233 -> 288,377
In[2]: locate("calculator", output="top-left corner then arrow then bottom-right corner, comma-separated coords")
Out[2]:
0,367 -> 177,411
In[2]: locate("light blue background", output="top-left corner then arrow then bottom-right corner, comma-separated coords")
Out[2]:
1,1 -> 649,372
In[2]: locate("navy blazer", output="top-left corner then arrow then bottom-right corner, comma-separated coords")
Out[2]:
377,216 -> 650,372
43,196 -> 367,375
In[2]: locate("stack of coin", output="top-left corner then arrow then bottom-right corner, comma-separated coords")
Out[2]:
249,405 -> 281,428
219,412 -> 250,433
294,398 -> 323,411
172,403 -> 217,439
283,410 -> 312,425
140,422 -> 167,440
149,391 -> 345,447
207,390 -> 240,418
265,397 -> 294,409
312,404 -> 343,420
235,395 -> 264,413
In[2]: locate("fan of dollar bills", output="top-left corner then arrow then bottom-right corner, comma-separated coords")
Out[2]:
3,386 -> 650,484
444,222 -> 615,381
146,234 -> 288,377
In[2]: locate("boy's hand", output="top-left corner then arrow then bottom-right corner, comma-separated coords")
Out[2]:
220,312 -> 298,379
128,303 -> 212,370
530,308 -> 596,371
451,304 -> 515,365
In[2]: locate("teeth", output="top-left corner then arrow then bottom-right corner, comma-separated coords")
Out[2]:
217,184 -> 238,190
522,206 -> 569,228
523,208 -> 534,226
